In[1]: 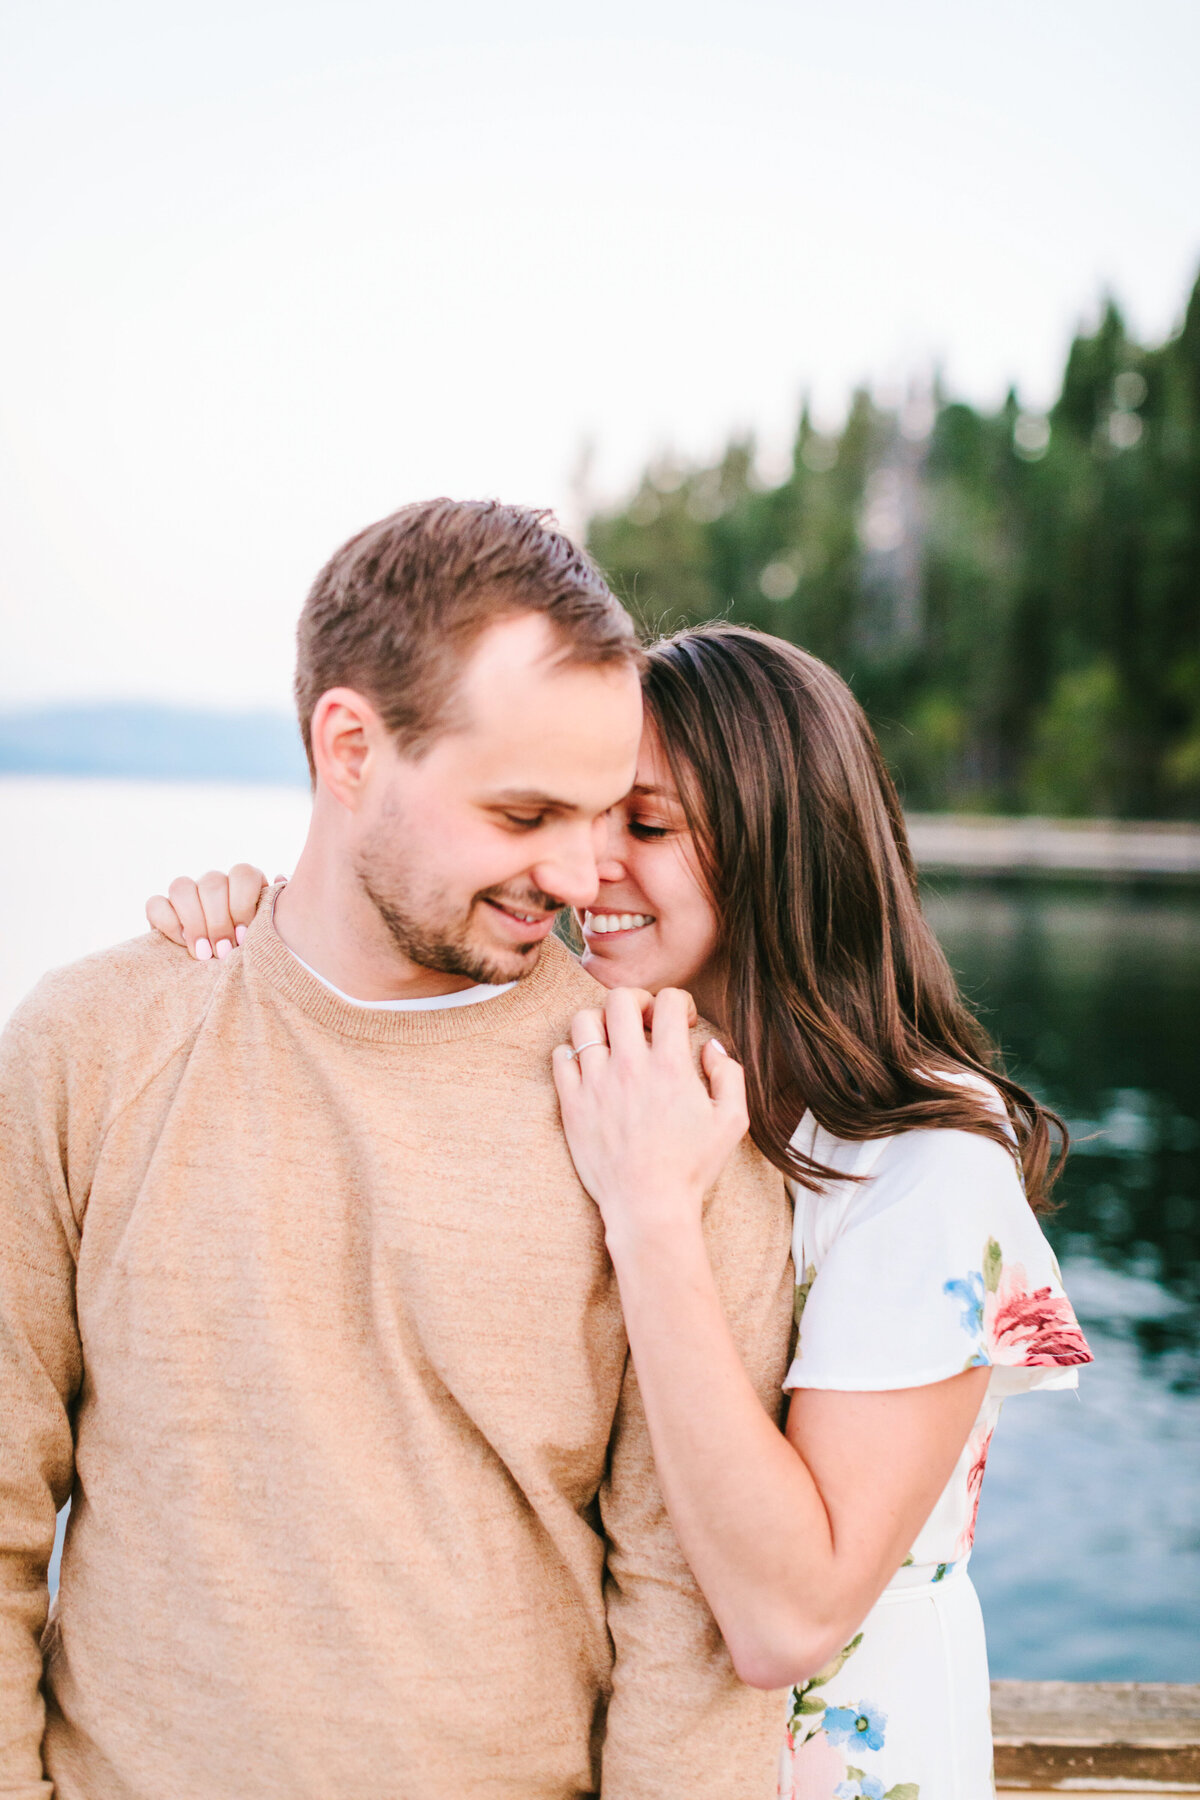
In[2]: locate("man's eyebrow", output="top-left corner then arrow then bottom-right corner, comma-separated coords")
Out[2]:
483,788 -> 575,809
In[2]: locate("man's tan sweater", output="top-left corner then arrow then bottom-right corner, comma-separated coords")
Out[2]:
0,903 -> 794,1800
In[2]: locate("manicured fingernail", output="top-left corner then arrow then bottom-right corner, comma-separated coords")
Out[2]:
235,924 -> 247,946
711,1040 -> 727,1055
195,937 -> 213,961
215,938 -> 232,959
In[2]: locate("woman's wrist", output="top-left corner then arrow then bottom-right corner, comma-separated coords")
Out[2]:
603,1198 -> 710,1278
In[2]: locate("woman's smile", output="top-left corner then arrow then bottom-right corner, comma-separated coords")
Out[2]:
582,910 -> 656,936
576,723 -> 722,1011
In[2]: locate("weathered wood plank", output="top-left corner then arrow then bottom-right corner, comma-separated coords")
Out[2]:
992,1681 -> 1200,1790
993,1680 -> 1200,1744
907,814 -> 1200,877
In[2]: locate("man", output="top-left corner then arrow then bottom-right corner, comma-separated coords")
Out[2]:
0,500 -> 794,1798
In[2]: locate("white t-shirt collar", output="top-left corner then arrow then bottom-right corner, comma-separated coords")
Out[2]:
288,950 -> 516,1012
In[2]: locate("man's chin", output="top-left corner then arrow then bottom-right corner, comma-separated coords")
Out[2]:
463,932 -> 548,986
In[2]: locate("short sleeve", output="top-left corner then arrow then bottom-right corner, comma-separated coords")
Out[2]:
783,1124 -> 1093,1395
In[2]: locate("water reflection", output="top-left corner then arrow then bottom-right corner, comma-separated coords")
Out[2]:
925,878 -> 1200,1677
927,879 -> 1200,1388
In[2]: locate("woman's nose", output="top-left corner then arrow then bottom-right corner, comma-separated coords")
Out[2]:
594,811 -> 627,883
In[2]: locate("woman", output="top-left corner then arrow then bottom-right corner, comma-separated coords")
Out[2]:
150,623 -> 1091,1799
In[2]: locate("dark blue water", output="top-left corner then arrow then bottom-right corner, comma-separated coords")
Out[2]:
925,879 -> 1200,1680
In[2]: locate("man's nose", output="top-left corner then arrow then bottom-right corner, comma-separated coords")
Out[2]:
533,831 -> 602,913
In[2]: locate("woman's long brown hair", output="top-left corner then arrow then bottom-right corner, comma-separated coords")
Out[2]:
643,622 -> 1065,1209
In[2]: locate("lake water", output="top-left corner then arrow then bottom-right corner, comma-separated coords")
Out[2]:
925,879 -> 1200,1680
3,777 -> 1197,1681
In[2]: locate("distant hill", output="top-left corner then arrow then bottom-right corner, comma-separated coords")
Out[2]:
0,704 -> 309,785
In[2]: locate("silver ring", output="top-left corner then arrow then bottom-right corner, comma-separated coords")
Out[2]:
569,1038 -> 608,1061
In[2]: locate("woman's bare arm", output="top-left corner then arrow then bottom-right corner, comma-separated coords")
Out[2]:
553,985 -> 990,1689
609,1226 -> 988,1686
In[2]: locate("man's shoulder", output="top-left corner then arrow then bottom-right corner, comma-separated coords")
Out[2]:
484,935 -> 604,1068
4,931 -> 222,1074
523,940 -> 731,1059
527,934 -> 606,1026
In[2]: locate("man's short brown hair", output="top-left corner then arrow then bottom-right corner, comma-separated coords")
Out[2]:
295,498 -> 641,774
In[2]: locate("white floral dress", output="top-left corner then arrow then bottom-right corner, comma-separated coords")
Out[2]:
777,1093 -> 1092,1800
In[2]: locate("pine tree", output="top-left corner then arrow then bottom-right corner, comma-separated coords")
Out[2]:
586,270 -> 1200,818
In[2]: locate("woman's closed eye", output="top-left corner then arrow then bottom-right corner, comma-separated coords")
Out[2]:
628,820 -> 672,841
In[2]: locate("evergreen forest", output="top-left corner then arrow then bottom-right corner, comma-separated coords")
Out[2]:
587,272 -> 1200,818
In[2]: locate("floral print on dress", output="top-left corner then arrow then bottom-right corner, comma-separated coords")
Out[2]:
793,1262 -> 817,1347
779,1633 -> 919,1800
781,1105 -> 1093,1796
943,1269 -> 990,1366
944,1237 -> 1092,1374
836,1778 -> 919,1800
955,1418 -> 996,1561
987,1261 -> 1093,1367
823,1703 -> 887,1750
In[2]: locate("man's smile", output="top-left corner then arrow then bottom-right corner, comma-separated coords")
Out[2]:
482,897 -> 557,940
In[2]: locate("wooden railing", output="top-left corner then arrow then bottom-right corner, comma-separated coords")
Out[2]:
993,1681 -> 1200,1794
906,814 -> 1200,878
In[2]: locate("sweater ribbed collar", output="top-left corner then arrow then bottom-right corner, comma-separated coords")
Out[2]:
243,884 -> 579,1045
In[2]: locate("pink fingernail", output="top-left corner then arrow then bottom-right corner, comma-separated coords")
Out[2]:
215,939 -> 232,960
235,924 -> 247,946
195,937 -> 213,961
711,1040 -> 727,1055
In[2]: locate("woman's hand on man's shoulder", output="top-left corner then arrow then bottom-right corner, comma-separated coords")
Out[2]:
145,864 -> 272,960
552,985 -> 748,1258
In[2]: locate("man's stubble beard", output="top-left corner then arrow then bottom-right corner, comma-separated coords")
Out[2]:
355,839 -> 563,987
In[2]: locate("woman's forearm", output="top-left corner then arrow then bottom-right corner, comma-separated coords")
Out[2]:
606,1217 -> 873,1686
554,995 -> 990,1688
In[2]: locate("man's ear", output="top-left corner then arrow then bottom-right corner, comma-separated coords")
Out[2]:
309,688 -> 385,812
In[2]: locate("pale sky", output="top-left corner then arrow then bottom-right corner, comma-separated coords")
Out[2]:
2,0 -> 1198,710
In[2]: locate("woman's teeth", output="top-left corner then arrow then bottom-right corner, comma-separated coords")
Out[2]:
584,912 -> 655,935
